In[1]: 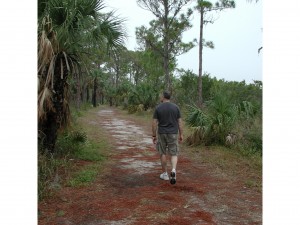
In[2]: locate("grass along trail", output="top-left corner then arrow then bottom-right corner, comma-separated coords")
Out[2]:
38,106 -> 262,224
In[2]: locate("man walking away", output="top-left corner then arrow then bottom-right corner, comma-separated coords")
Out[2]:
152,91 -> 183,185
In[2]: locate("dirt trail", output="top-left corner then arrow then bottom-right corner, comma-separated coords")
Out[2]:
38,107 -> 262,225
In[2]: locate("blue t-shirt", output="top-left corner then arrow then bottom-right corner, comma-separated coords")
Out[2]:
153,102 -> 181,134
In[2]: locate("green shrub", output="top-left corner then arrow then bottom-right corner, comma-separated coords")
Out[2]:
240,117 -> 262,155
128,83 -> 158,111
127,104 -> 145,114
70,130 -> 87,143
128,105 -> 138,114
186,93 -> 262,157
55,129 -> 87,156
186,93 -> 239,145
185,105 -> 211,145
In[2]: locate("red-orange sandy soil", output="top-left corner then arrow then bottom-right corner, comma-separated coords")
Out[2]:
38,107 -> 262,224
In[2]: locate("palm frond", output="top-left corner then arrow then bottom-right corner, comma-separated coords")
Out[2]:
62,52 -> 71,71
70,130 -> 87,143
238,101 -> 255,118
185,105 -> 213,145
44,55 -> 57,90
38,87 -> 53,120
77,0 -> 105,18
186,105 -> 209,127
38,16 -> 56,73
97,11 -> 127,52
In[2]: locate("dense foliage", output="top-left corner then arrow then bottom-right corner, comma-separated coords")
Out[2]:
38,0 -> 126,153
182,73 -> 262,155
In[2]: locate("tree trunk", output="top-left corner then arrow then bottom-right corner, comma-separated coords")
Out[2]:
92,77 -> 97,107
99,91 -> 104,105
39,53 -> 69,153
81,83 -> 85,103
109,97 -> 113,107
76,73 -> 81,110
86,86 -> 90,102
198,7 -> 204,108
163,0 -> 171,92
39,111 -> 58,153
164,52 -> 170,92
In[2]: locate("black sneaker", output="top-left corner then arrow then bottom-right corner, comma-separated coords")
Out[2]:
170,170 -> 176,185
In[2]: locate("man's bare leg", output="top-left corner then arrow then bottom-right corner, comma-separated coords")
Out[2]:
170,155 -> 177,185
171,155 -> 178,171
160,154 -> 167,173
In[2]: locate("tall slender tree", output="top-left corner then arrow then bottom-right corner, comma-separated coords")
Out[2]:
195,0 -> 235,107
137,0 -> 196,92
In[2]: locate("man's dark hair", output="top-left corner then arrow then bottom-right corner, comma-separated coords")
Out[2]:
163,91 -> 171,100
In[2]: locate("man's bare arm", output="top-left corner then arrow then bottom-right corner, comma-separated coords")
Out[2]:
152,119 -> 158,136
152,119 -> 158,144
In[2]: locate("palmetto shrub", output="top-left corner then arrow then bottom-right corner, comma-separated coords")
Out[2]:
186,94 -> 239,146
55,130 -> 87,156
70,130 -> 87,143
238,101 -> 255,119
185,106 -> 211,145
208,94 -> 239,143
127,105 -> 138,114
186,92 -> 262,155
127,104 -> 145,114
128,83 -> 158,112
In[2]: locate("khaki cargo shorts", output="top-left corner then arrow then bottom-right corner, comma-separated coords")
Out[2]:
156,133 -> 179,156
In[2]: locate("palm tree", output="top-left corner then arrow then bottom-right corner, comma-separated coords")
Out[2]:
38,0 -> 126,153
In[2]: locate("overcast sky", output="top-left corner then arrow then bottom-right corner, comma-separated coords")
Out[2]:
104,0 -> 262,83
